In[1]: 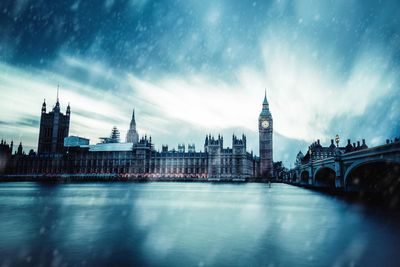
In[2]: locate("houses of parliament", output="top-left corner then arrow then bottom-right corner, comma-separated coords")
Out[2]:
0,92 -> 274,180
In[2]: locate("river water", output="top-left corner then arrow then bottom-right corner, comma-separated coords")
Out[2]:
0,182 -> 399,267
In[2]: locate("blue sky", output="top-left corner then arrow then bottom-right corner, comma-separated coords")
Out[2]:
0,0 -> 399,166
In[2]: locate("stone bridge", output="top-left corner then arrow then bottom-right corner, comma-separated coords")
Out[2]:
286,142 -> 400,194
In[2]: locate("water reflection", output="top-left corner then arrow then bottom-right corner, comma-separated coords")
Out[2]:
0,182 -> 399,266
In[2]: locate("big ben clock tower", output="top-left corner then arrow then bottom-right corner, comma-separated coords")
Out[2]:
259,90 -> 273,178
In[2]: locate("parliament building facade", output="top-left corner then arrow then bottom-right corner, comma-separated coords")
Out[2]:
1,93 -> 274,180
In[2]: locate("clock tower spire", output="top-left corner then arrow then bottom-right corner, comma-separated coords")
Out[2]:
259,89 -> 273,178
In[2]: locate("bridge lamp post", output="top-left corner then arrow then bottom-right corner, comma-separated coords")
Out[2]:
335,134 -> 340,147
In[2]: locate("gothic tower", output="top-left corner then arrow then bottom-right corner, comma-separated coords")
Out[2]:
258,90 -> 273,178
38,87 -> 70,154
204,134 -> 223,178
232,134 -> 246,179
126,109 -> 139,143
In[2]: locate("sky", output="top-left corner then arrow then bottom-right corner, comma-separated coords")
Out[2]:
0,0 -> 399,166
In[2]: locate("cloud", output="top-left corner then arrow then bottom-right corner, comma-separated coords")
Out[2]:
0,61 -> 133,147
1,36 -> 399,165
260,29 -> 398,142
128,72 -> 261,131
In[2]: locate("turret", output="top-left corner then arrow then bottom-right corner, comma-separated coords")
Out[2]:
345,139 -> 353,153
66,103 -> 71,116
17,142 -> 23,155
232,134 -> 246,154
361,139 -> 368,149
178,144 -> 185,153
41,99 -> 46,113
204,134 -> 223,152
356,141 -> 361,150
329,139 -> 335,149
188,144 -> 196,153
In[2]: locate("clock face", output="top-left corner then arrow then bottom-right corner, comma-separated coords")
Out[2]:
261,120 -> 269,129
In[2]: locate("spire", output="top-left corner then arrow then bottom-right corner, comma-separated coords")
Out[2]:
57,84 -> 59,102
126,108 -> 139,143
130,109 -> 136,129
263,89 -> 269,105
66,102 -> 71,116
54,85 -> 60,111
41,99 -> 46,113
260,89 -> 271,116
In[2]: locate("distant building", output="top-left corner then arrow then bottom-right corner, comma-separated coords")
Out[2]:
0,140 -> 13,173
37,91 -> 70,154
296,139 -> 369,165
64,136 -> 89,147
1,93 -> 269,180
0,140 -> 13,155
273,161 -> 286,180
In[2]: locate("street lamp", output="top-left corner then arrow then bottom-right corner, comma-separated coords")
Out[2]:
335,134 -> 340,147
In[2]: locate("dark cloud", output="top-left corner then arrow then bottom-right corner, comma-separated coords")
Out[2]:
2,0 -> 397,76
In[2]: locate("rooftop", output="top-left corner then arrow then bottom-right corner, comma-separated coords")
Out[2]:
89,143 -> 133,152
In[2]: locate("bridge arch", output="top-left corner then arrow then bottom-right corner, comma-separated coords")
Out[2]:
345,159 -> 400,201
344,158 -> 400,183
300,171 -> 310,185
314,167 -> 336,188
